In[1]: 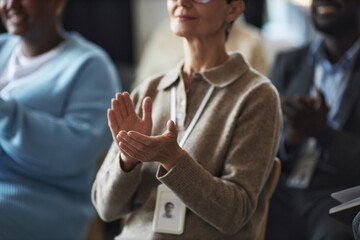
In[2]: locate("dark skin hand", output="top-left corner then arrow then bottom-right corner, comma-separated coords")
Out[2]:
282,88 -> 331,147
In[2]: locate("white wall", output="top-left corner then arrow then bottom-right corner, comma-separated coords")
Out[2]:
132,0 -> 169,63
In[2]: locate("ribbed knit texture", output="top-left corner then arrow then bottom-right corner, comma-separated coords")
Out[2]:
0,32 -> 121,240
353,211 -> 360,240
92,52 -> 282,239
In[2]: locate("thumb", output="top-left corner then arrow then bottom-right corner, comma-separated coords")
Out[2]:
315,88 -> 326,104
315,88 -> 329,110
165,120 -> 178,138
142,96 -> 152,124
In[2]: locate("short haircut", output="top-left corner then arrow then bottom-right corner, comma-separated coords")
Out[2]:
165,202 -> 174,208
225,0 -> 248,40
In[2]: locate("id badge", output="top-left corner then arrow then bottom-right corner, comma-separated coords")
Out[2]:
152,184 -> 186,235
286,138 -> 320,189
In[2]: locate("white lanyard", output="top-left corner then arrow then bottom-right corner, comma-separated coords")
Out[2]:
153,83 -> 215,235
171,84 -> 215,148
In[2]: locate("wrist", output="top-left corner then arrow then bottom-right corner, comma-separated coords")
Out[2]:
119,152 -> 140,172
161,147 -> 184,171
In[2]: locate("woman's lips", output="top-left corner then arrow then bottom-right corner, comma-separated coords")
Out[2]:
176,15 -> 196,21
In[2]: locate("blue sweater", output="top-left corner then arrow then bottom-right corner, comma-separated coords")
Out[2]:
0,33 -> 121,240
354,211 -> 360,240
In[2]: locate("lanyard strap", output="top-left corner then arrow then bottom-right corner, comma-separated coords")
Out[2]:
171,85 -> 215,148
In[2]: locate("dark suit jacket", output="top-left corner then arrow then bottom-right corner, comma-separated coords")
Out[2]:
271,45 -> 360,189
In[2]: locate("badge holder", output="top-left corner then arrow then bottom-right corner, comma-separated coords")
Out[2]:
151,84 -> 214,234
152,184 -> 186,235
286,137 -> 320,189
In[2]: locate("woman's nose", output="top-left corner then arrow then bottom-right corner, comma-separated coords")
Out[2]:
174,0 -> 193,7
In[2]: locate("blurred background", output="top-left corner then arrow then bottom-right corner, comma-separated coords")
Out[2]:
0,0 -> 316,239
0,0 -> 315,91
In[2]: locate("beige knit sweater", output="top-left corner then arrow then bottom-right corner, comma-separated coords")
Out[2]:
92,52 -> 282,240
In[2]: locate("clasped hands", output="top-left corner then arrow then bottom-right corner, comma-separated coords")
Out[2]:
282,88 -> 331,147
108,92 -> 183,172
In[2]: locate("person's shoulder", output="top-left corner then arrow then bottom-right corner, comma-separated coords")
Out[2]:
54,32 -> 118,77
229,52 -> 269,86
133,72 -> 166,95
0,33 -> 19,47
50,32 -> 119,87
239,72 -> 280,110
270,44 -> 312,81
62,32 -> 113,62
275,44 -> 311,63
0,33 -> 10,42
225,68 -> 280,118
245,69 -> 277,96
0,34 -> 20,59
229,54 -> 278,100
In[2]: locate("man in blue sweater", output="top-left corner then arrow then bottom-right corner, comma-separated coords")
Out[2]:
0,0 -> 121,239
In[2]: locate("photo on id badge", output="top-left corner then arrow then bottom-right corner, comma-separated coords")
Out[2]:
152,184 -> 186,235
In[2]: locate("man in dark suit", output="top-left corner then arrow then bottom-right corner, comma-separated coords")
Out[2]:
266,0 -> 360,239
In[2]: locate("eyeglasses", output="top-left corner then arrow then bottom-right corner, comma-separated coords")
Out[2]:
192,0 -> 212,2
168,0 -> 242,4
168,0 -> 212,4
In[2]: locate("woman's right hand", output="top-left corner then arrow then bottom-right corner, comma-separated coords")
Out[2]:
107,92 -> 152,170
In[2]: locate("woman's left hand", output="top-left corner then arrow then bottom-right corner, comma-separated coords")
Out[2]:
117,120 -> 184,171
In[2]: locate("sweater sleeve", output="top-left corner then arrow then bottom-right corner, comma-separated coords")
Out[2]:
353,211 -> 360,240
0,55 -> 120,177
91,89 -> 147,222
91,143 -> 144,222
157,83 -> 282,235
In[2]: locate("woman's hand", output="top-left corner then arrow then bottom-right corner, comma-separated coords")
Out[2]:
117,120 -> 184,171
107,92 -> 153,170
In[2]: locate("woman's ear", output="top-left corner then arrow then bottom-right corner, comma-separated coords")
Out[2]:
226,0 -> 245,23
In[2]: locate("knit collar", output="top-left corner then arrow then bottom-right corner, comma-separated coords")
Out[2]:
157,52 -> 249,90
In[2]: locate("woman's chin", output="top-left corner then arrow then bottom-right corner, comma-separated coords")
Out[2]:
171,30 -> 197,39
172,31 -> 185,38
170,25 -> 191,37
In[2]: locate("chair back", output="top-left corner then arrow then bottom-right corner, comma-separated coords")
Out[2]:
257,157 -> 281,240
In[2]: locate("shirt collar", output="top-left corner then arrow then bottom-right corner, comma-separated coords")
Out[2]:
308,35 -> 323,64
157,52 -> 249,90
308,35 -> 360,70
